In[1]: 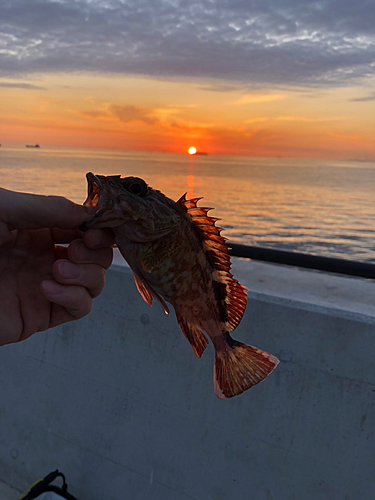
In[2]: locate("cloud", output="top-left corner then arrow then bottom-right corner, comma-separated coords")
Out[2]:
0,81 -> 44,89
244,117 -> 269,125
275,116 -> 341,122
244,115 -> 341,124
81,104 -> 160,125
110,105 -> 159,125
81,110 -> 108,119
328,131 -> 364,142
199,84 -> 240,92
0,0 -> 374,87
350,92 -> 375,102
234,94 -> 285,104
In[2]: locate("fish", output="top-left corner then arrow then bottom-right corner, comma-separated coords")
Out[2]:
80,172 -> 279,399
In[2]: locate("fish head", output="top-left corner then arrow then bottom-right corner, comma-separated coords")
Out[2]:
80,172 -> 179,242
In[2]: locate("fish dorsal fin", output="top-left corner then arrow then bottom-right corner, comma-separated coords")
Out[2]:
177,193 -> 203,209
222,276 -> 248,331
132,272 -> 170,315
177,194 -> 247,331
176,314 -> 209,358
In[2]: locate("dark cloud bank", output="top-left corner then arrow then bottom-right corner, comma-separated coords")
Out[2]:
0,0 -> 374,87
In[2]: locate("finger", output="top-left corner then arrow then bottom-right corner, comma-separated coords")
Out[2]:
83,228 -> 115,249
51,228 -> 82,244
52,260 -> 106,298
55,245 -> 69,261
51,227 -> 115,247
40,280 -> 93,325
68,239 -> 113,269
0,188 -> 97,231
0,222 -> 17,247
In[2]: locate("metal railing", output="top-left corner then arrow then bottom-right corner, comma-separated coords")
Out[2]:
228,243 -> 375,280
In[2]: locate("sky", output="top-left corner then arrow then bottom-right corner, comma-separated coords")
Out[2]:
0,0 -> 374,159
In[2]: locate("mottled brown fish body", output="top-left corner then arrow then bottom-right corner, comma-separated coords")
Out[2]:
81,173 -> 279,399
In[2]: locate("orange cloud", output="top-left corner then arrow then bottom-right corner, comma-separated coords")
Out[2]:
328,131 -> 364,142
276,116 -> 342,123
233,94 -> 285,105
110,104 -> 159,125
80,104 -> 160,125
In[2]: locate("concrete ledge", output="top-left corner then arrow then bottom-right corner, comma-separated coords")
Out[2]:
0,480 -> 21,500
114,249 -> 375,321
232,257 -> 375,322
0,260 -> 374,499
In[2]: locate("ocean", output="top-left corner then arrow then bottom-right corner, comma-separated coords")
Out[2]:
1,144 -> 375,262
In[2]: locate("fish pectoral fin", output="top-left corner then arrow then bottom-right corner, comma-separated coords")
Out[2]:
132,272 -> 170,315
213,338 -> 279,400
176,315 -> 209,358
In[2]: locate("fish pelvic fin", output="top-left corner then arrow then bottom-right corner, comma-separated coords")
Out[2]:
132,272 -> 170,315
177,315 -> 209,358
133,272 -> 153,307
213,339 -> 279,400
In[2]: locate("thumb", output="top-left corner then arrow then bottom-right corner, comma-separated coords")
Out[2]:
0,188 -> 96,230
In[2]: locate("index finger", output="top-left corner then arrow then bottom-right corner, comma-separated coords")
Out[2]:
0,188 -> 97,231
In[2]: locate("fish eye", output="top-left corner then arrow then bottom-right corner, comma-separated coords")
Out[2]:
122,177 -> 148,196
129,182 -> 143,195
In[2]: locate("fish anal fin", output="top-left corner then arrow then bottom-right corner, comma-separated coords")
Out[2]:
213,340 -> 279,400
177,315 -> 209,358
132,272 -> 170,315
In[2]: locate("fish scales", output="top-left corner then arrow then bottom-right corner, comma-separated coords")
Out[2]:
80,173 -> 279,399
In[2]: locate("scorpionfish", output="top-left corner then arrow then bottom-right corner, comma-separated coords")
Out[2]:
80,173 -> 279,399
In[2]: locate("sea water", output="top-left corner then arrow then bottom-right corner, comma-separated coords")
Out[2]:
1,144 -> 375,262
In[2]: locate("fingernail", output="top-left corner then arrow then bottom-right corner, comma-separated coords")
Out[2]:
41,280 -> 63,295
58,261 -> 81,279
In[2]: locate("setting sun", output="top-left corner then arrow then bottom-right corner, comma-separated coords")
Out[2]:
188,147 -> 197,155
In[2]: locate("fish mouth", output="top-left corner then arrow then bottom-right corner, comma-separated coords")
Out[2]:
79,172 -> 178,239
79,172 -> 106,231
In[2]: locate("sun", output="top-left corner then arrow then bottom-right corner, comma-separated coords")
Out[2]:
188,146 -> 197,155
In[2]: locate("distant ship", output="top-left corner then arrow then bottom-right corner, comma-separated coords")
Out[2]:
26,144 -> 40,148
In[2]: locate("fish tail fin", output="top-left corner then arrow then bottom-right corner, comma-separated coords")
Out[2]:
213,339 -> 279,400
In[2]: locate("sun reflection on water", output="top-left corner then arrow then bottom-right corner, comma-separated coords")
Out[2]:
2,145 -> 375,261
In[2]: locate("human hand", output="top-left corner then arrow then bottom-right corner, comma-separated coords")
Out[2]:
0,187 -> 114,346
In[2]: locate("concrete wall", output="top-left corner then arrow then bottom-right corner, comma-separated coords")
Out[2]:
0,261 -> 375,500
